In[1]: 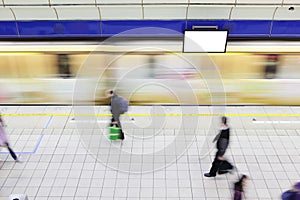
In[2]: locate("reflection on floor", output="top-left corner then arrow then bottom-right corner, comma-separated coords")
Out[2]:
0,106 -> 299,200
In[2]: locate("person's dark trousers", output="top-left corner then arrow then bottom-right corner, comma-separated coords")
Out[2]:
111,116 -> 125,140
110,118 -> 115,127
219,160 -> 233,172
5,142 -> 17,160
209,153 -> 223,176
234,190 -> 242,200
219,160 -> 233,171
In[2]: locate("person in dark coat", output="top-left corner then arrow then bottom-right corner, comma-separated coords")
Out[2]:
281,182 -> 300,200
233,174 -> 248,200
107,90 -> 126,140
204,116 -> 234,177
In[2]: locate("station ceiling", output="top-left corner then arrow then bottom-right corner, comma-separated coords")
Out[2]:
0,0 -> 299,20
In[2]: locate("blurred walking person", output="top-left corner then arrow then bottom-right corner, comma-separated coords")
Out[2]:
281,182 -> 300,200
107,90 -> 128,140
233,174 -> 248,200
0,114 -> 18,161
204,116 -> 234,177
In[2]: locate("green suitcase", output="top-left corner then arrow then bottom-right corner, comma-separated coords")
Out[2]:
109,125 -> 120,140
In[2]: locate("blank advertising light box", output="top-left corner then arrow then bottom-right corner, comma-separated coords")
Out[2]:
183,30 -> 228,53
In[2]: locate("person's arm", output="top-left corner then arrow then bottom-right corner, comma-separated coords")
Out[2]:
212,132 -> 221,143
110,97 -> 113,113
0,116 -> 4,127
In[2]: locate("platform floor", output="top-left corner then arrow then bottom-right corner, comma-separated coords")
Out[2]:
0,106 -> 299,200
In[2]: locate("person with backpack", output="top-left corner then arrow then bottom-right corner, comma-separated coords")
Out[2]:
204,116 -> 234,177
233,174 -> 248,200
107,90 -> 128,140
282,182 -> 300,200
0,114 -> 18,161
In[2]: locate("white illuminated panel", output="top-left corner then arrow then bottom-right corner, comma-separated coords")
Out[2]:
183,30 -> 228,53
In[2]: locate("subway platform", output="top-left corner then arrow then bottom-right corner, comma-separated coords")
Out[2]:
0,106 -> 299,200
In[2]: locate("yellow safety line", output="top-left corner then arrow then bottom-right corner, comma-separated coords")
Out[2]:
0,113 -> 300,117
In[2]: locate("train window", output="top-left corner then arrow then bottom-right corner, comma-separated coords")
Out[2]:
264,54 -> 279,79
57,54 -> 72,78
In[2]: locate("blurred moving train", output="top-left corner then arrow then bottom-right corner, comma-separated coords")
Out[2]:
0,40 -> 300,105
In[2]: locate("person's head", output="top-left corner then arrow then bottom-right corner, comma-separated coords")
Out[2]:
221,116 -> 227,125
239,174 -> 248,186
106,90 -> 114,98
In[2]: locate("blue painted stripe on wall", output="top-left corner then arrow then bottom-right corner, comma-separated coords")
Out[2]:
187,20 -> 272,37
18,20 -> 101,38
0,20 -> 299,38
101,20 -> 186,37
271,20 -> 300,36
0,21 -> 18,37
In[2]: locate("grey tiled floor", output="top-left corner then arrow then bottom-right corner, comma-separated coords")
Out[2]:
0,106 -> 299,200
